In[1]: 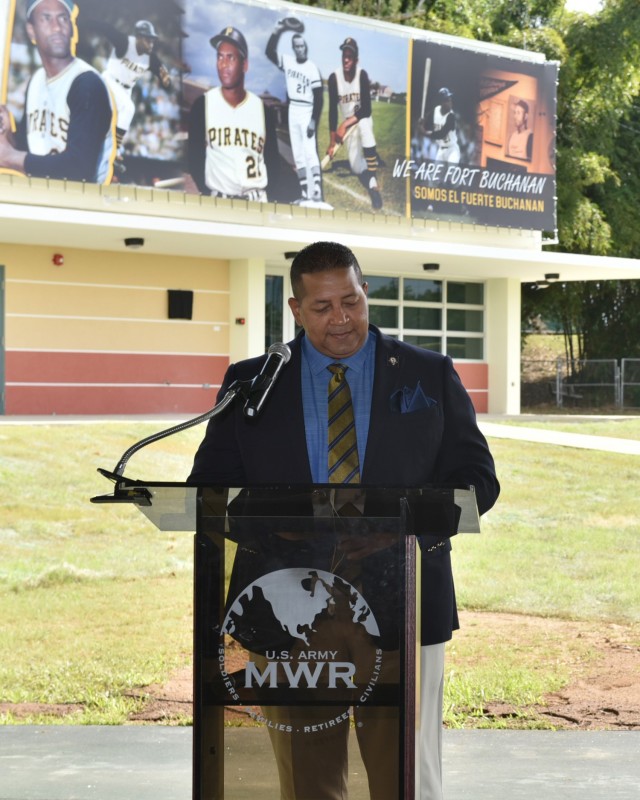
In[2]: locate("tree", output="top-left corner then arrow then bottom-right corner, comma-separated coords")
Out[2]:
523,278 -> 640,366
544,0 -> 640,363
553,0 -> 640,256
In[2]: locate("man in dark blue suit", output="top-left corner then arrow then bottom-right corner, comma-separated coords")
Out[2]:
190,241 -> 499,800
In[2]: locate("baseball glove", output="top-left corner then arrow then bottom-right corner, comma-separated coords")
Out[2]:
280,16 -> 304,33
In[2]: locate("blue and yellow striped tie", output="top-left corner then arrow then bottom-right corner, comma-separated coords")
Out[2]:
327,364 -> 360,484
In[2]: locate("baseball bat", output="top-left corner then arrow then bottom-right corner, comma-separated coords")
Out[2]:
421,57 -> 432,120
321,123 -> 357,170
152,176 -> 186,189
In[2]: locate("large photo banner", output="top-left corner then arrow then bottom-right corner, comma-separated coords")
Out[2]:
0,0 -> 557,231
408,40 -> 557,229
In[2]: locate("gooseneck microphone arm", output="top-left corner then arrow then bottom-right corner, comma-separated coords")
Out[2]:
99,342 -> 292,482
108,381 -> 243,479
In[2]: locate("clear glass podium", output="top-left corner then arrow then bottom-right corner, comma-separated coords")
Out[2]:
93,480 -> 479,799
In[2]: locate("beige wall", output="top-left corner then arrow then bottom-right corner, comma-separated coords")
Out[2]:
486,277 -> 521,414
4,244 -> 230,354
3,244 -> 235,414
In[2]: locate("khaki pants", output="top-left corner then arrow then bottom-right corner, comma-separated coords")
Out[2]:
419,643 -> 445,800
258,595 -> 400,800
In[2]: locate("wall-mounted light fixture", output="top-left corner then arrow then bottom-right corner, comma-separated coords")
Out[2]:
124,237 -> 145,249
284,251 -> 298,260
422,263 -> 440,272
532,273 -> 560,290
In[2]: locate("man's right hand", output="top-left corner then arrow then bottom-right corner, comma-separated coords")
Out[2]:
0,137 -> 26,173
0,105 -> 13,138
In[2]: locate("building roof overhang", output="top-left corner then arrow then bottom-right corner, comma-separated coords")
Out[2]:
1,176 -> 639,283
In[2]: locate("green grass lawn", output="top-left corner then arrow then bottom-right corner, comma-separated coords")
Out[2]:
499,417 -> 640,440
454,437 -> 640,623
1,418 -> 638,726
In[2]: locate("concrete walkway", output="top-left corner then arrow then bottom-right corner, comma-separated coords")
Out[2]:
1,726 -> 639,799
479,418 -> 640,455
3,412 -> 639,455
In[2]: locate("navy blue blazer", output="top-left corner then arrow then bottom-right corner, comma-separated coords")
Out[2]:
190,326 -> 499,645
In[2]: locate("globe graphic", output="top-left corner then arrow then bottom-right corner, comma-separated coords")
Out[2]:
222,567 -> 380,646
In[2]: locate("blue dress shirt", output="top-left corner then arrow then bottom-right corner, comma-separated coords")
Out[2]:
300,330 -> 376,483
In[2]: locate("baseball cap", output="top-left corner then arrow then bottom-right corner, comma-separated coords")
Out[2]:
134,20 -> 159,39
210,26 -> 248,60
26,0 -> 74,19
438,87 -> 453,99
340,37 -> 358,57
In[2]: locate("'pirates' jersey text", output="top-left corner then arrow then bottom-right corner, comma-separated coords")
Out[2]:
204,88 -> 268,197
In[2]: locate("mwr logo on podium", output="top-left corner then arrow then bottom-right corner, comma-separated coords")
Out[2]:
218,567 -> 384,733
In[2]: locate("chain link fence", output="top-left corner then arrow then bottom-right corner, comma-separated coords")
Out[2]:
521,358 -> 640,410
621,359 -> 640,408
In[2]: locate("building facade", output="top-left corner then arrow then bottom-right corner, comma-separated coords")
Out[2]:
2,0 -> 639,417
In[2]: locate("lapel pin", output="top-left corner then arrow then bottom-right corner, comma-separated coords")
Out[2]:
388,356 -> 399,367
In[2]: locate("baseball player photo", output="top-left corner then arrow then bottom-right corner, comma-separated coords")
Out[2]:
187,25 -> 279,201
326,37 -> 383,211
418,87 -> 461,165
77,17 -> 173,167
265,16 -> 324,204
507,98 -> 534,162
0,0 -> 115,184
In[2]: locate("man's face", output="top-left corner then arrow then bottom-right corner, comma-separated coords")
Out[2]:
292,35 -> 307,63
342,49 -> 356,80
137,35 -> 155,55
514,104 -> 527,129
440,97 -> 452,113
26,0 -> 73,62
216,41 -> 246,90
288,267 -> 369,360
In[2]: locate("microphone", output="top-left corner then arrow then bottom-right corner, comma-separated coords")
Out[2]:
243,342 -> 291,418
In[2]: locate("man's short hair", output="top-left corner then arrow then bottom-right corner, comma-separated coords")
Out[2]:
27,0 -> 74,19
516,99 -> 529,114
290,241 -> 363,299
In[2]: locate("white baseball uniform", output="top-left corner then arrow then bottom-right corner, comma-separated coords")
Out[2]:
432,105 -> 460,164
203,87 -> 268,200
279,52 -> 321,174
103,36 -> 151,131
333,66 -> 376,175
24,59 -> 114,184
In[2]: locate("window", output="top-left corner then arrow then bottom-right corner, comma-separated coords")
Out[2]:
265,275 -> 284,350
404,278 -> 442,302
364,275 -> 485,360
367,276 -> 399,299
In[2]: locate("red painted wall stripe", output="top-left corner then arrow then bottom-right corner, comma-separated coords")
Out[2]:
455,362 -> 488,391
4,353 -> 488,415
6,351 -> 228,386
5,385 -> 220,415
6,384 -> 489,415
455,363 -> 489,413
466,391 -> 488,414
